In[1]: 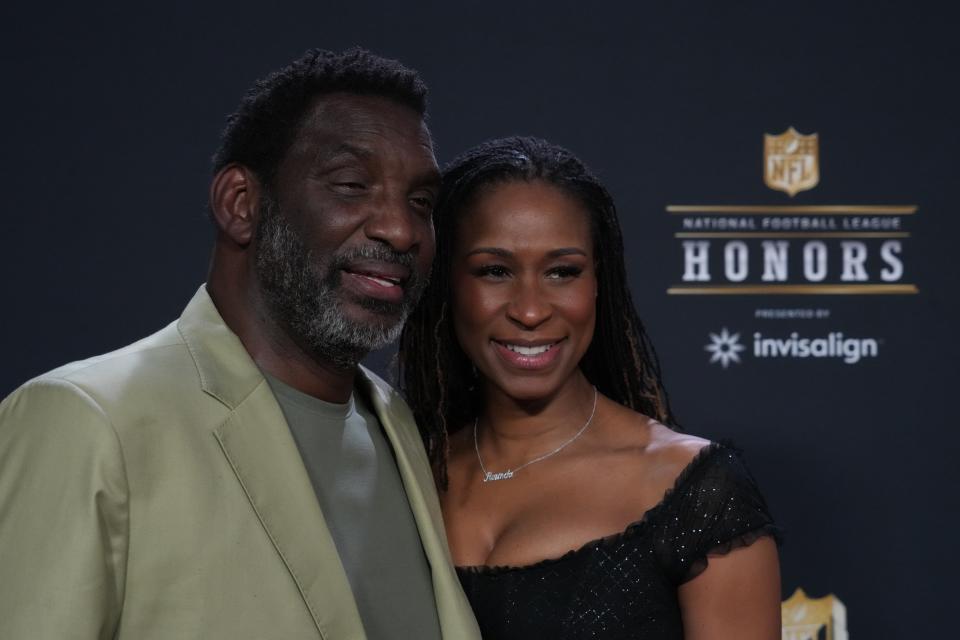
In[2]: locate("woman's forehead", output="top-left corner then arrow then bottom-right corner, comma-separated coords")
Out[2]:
456,180 -> 592,248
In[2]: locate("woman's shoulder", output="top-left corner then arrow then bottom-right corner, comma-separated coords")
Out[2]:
645,422 -> 713,467
639,430 -> 779,547
588,401 -> 713,518
598,400 -> 712,493
641,425 -> 771,505
596,403 -> 772,522
634,423 -> 714,505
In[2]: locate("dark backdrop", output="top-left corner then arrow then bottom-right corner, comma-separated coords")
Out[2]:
3,2 -> 957,636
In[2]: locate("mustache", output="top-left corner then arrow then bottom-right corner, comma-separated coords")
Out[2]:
329,243 -> 417,272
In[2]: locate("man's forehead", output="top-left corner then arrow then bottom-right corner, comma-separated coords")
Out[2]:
297,93 -> 432,147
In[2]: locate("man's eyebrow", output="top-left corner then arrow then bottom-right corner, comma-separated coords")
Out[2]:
313,143 -> 371,166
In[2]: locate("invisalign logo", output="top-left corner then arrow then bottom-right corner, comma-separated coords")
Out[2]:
704,328 -> 746,369
753,332 -> 879,364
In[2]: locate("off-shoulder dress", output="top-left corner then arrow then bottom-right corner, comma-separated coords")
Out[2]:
456,442 -> 781,639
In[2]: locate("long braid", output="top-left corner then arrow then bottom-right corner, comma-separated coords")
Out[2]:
429,302 -> 451,487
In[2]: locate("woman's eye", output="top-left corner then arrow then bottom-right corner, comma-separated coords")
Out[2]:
547,266 -> 583,279
335,182 -> 366,190
476,265 -> 510,279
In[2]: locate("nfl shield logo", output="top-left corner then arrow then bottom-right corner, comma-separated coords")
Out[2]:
764,127 -> 819,197
781,588 -> 848,640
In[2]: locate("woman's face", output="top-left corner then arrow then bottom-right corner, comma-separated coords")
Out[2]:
451,180 -> 597,402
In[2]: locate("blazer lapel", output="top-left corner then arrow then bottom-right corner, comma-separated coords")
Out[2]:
214,383 -> 365,640
178,286 -> 366,640
356,369 -> 481,639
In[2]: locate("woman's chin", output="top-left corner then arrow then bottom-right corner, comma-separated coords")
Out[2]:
485,371 -> 573,405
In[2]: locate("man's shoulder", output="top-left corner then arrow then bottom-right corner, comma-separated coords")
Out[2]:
38,320 -> 188,386
11,319 -> 200,415
26,284 -> 226,397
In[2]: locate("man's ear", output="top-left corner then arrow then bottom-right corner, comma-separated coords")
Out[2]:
209,164 -> 263,246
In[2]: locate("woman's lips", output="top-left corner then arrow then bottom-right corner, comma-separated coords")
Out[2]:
492,339 -> 564,370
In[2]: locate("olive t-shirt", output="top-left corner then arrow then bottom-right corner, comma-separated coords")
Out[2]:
264,373 -> 441,640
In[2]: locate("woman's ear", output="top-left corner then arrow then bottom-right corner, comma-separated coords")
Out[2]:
209,164 -> 262,246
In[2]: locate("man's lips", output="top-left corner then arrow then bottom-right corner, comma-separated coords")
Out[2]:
342,261 -> 410,286
491,338 -> 565,370
340,261 -> 410,303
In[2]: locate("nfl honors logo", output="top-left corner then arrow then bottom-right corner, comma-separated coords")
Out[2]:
764,127 -> 819,196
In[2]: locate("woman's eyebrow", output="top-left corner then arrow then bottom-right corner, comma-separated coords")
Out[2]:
547,248 -> 588,257
465,247 -> 512,258
464,247 -> 588,258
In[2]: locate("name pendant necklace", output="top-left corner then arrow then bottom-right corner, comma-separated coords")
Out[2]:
474,386 -> 598,482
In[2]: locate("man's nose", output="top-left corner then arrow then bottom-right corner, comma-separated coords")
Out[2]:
363,190 -> 420,254
507,279 -> 553,329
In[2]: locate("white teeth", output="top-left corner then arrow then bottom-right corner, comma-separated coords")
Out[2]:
506,343 -> 553,356
360,275 -> 397,287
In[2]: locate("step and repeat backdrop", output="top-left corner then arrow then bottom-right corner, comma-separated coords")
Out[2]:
3,2 -> 957,637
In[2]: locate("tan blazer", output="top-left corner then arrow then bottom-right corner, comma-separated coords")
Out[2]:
0,286 -> 480,640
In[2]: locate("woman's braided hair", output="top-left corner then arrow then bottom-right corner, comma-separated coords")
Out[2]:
398,136 -> 676,488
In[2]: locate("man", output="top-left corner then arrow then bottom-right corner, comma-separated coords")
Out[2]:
0,48 -> 480,640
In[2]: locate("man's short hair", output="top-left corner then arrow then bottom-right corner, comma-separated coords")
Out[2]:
212,47 -> 429,189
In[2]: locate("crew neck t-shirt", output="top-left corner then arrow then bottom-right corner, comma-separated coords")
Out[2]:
264,373 -> 441,640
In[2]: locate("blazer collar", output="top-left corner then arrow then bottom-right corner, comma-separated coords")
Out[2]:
176,285 -> 263,410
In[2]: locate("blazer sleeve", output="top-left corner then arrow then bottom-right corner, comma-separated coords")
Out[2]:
0,378 -> 129,640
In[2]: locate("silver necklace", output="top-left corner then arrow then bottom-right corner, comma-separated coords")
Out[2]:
473,387 -> 598,482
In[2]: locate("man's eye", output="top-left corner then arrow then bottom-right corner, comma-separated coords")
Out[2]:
410,195 -> 434,211
334,182 -> 366,190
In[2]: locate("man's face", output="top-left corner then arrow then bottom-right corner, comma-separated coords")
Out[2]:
253,93 -> 440,368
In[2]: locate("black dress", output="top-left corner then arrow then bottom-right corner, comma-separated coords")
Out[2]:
456,442 -> 781,639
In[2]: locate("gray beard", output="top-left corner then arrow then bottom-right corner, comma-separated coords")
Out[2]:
253,196 -> 426,370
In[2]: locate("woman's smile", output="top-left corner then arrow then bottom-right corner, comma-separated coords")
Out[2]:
491,338 -> 566,370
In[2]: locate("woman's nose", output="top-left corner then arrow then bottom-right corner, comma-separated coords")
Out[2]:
506,281 -> 552,329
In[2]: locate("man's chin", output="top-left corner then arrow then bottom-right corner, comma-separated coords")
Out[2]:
293,290 -> 411,362
337,292 -> 406,322
338,304 -> 406,343
356,295 -> 410,317
301,316 -> 401,369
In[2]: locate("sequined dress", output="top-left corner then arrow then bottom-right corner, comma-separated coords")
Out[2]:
456,442 -> 780,639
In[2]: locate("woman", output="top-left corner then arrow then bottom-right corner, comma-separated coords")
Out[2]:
399,137 -> 781,639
